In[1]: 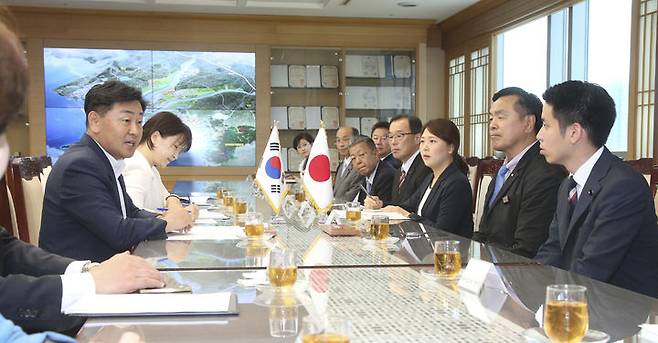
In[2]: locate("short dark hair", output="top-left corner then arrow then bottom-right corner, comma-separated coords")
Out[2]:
390,115 -> 422,134
84,81 -> 147,127
349,136 -> 377,152
370,121 -> 390,136
293,132 -> 314,149
422,119 -> 469,175
492,87 -> 543,133
0,21 -> 27,134
542,80 -> 616,148
140,111 -> 192,152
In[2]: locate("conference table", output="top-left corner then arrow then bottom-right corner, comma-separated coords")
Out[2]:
75,181 -> 658,342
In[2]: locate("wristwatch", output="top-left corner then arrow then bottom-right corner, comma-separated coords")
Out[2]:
81,262 -> 100,273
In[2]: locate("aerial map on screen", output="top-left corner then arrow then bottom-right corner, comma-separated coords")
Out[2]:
44,48 -> 256,167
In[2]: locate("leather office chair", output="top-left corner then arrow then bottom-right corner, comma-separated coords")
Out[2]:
473,157 -> 504,231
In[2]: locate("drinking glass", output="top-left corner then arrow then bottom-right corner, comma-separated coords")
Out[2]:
300,316 -> 351,343
244,212 -> 265,239
268,248 -> 297,289
433,240 -> 462,279
233,199 -> 248,215
369,215 -> 389,240
345,202 -> 361,228
544,284 -> 588,343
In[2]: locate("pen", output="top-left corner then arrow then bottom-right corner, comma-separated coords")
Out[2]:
359,184 -> 371,197
156,207 -> 193,214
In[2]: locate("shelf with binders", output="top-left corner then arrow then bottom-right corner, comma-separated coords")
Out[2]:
344,49 -> 416,134
270,47 -> 342,173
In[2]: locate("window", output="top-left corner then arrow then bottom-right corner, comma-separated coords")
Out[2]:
448,55 -> 466,155
496,17 -> 548,98
633,0 -> 657,158
469,47 -> 490,158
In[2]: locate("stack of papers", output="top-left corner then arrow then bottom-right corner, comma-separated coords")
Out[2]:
64,292 -> 236,316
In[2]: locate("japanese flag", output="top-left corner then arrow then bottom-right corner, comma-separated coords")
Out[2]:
256,126 -> 287,214
303,127 -> 333,212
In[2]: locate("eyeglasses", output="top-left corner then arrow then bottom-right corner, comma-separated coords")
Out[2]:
387,132 -> 414,141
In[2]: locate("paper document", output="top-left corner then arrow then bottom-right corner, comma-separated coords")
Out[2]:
64,292 -> 235,316
198,209 -> 229,220
167,226 -> 245,241
332,209 -> 409,221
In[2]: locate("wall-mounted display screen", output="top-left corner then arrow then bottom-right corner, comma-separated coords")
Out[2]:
44,48 -> 256,167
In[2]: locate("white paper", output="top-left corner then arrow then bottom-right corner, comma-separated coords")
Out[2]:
460,286 -> 508,323
393,55 -> 412,78
458,259 -> 507,295
167,226 -> 245,241
288,106 -> 306,129
271,65 -> 289,88
306,65 -> 321,88
64,292 -> 233,316
271,106 -> 289,129
346,55 -> 385,78
305,106 -> 322,129
288,65 -> 306,88
345,117 -> 360,132
331,209 -> 409,221
346,86 -> 378,109
378,87 -> 412,109
360,117 -> 378,136
321,65 -> 339,88
198,209 -> 229,220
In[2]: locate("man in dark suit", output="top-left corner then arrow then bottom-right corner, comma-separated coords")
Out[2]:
535,80 -> 658,298
348,137 -> 395,204
40,81 -> 194,262
371,121 -> 401,170
364,115 -> 431,209
0,21 -> 165,333
473,87 -> 565,258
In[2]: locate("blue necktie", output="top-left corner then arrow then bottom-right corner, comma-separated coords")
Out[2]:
488,164 -> 509,208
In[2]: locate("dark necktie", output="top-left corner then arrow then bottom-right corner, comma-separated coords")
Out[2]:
398,170 -> 406,190
567,176 -> 578,219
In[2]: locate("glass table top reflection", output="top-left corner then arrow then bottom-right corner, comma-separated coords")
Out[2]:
76,263 -> 658,342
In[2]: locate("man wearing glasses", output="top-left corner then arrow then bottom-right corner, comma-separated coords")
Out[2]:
366,115 -> 431,208
333,126 -> 364,203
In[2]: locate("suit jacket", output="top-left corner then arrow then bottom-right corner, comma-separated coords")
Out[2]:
473,142 -> 565,258
357,162 -> 395,204
333,159 -> 364,203
0,228 -> 83,333
40,134 -> 167,262
535,148 -> 658,298
381,153 -> 401,170
400,163 -> 474,238
389,153 -> 432,206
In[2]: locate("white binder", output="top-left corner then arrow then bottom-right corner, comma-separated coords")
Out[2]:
306,65 -> 321,88
321,107 -> 340,129
287,107 -> 306,129
346,86 -> 378,109
270,65 -> 289,88
393,55 -> 412,78
360,117 -> 379,136
288,65 -> 306,88
321,65 -> 339,88
271,106 -> 289,129
305,106 -> 321,129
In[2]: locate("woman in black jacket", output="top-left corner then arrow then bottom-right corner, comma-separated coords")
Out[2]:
383,118 -> 473,238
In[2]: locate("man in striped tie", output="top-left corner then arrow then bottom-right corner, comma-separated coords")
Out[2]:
535,80 -> 658,298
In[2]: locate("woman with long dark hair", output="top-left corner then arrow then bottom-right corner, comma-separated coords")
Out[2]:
383,118 -> 473,238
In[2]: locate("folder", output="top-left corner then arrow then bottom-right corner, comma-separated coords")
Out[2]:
305,106 -> 321,129
271,106 -> 289,129
321,107 -> 340,129
393,55 -> 412,78
360,117 -> 378,136
64,292 -> 238,317
321,65 -> 339,88
306,65 -> 321,88
287,107 -> 306,129
270,65 -> 289,88
288,65 -> 306,88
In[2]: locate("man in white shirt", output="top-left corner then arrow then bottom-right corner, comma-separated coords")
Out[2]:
0,20 -> 166,333
535,80 -> 658,298
365,115 -> 431,208
348,137 -> 395,204
473,87 -> 565,258
39,81 -> 194,262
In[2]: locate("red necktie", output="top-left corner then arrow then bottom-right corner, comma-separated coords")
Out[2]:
398,170 -> 406,189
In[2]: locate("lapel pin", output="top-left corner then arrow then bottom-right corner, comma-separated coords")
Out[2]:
502,196 -> 510,204
587,189 -> 593,196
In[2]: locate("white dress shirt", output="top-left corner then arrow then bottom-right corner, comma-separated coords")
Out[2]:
570,146 -> 605,199
59,261 -> 96,312
123,150 -> 170,210
400,150 -> 420,175
500,141 -> 537,181
417,185 -> 432,217
93,139 -> 127,218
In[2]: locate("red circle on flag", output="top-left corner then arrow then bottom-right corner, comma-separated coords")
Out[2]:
308,155 -> 330,182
